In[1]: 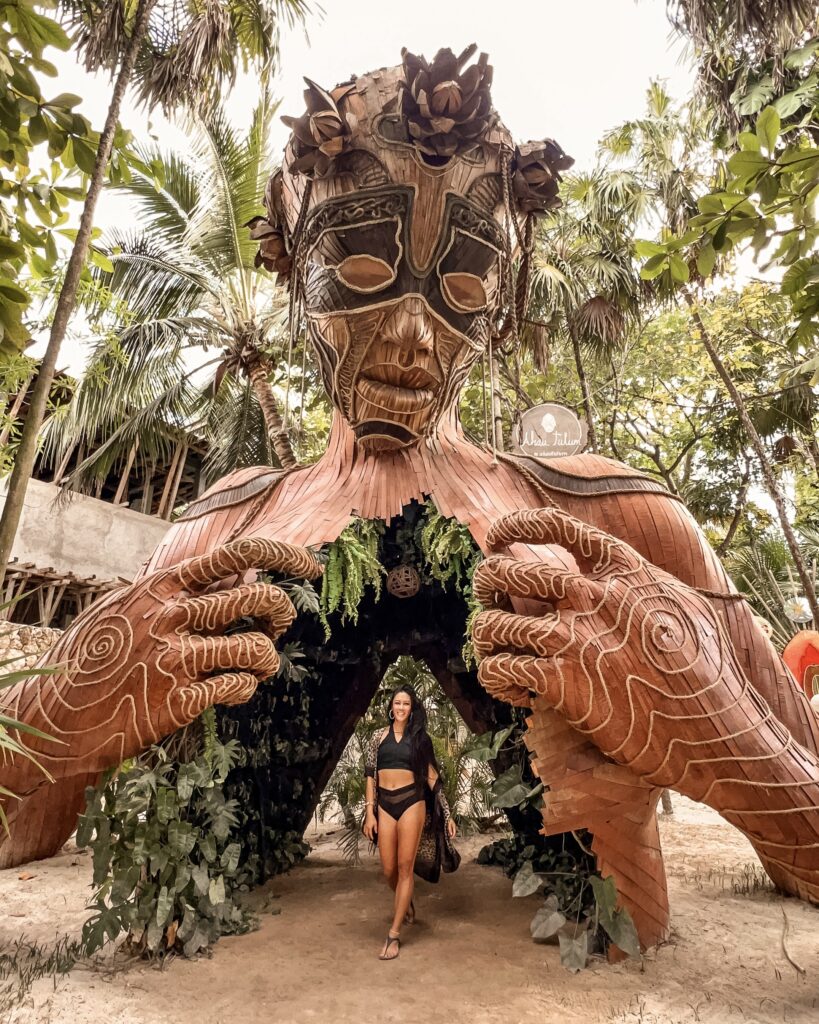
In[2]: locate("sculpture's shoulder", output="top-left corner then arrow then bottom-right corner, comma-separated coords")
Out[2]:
177,466 -> 288,522
504,451 -> 678,500
140,465 -> 291,576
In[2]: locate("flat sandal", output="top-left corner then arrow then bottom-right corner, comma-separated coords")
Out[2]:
379,933 -> 400,960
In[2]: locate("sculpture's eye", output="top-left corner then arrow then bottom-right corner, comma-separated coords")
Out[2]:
441,272 -> 488,312
337,254 -> 396,293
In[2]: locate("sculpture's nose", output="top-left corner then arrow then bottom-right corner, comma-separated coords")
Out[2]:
381,297 -> 434,366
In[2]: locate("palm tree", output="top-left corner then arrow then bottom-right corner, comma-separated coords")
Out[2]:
667,1 -> 819,136
527,167 -> 647,451
42,95 -> 310,496
0,0 -> 310,584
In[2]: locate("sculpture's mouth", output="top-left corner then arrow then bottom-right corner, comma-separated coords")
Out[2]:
355,362 -> 441,415
354,376 -> 435,413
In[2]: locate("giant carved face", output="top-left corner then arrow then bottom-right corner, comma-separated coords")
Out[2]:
252,49 -> 571,452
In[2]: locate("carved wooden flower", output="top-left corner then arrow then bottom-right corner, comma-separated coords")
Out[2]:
281,78 -> 357,178
400,44 -> 494,158
512,140 -> 575,214
247,172 -> 292,281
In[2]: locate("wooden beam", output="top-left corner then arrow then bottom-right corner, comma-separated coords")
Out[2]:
165,444 -> 187,520
113,441 -> 139,506
53,441 -> 77,484
158,442 -> 184,520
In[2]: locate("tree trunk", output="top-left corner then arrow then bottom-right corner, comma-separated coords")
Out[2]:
686,295 -> 819,623
0,0 -> 157,591
716,458 -> 751,557
570,328 -> 598,452
247,362 -> 298,469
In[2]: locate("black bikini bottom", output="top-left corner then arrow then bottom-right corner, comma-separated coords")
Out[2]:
378,782 -> 426,822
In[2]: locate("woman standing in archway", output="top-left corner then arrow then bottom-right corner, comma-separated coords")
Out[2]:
363,685 -> 458,960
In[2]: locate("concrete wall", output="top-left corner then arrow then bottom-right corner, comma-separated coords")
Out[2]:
0,478 -> 171,582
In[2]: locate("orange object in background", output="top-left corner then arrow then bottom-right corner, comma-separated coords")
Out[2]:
783,630 -> 819,697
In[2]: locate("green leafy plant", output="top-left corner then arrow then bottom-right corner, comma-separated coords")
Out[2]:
479,830 -> 638,971
418,503 -> 483,665
78,728 -> 256,957
319,518 -> 384,635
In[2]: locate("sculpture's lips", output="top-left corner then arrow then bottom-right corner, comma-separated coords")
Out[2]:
355,375 -> 435,413
360,362 -> 441,389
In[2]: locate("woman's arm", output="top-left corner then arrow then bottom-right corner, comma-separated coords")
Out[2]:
362,729 -> 382,840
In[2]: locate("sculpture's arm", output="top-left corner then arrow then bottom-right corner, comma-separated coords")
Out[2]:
1,537 -> 321,824
472,507 -> 819,904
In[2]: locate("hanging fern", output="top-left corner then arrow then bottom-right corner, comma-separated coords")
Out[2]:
419,505 -> 480,594
320,518 -> 385,634
418,503 -> 483,666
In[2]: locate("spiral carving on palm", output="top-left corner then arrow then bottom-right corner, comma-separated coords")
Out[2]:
71,613 -> 135,683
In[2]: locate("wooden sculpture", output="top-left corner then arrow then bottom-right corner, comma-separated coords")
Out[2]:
2,47 -> 819,952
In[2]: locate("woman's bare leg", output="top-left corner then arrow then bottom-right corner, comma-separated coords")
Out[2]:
388,801 -> 425,941
376,810 -> 401,958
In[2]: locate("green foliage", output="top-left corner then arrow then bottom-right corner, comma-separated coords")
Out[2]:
726,530 -> 817,647
320,518 -> 384,634
77,733 -> 256,958
478,833 -> 638,970
489,762 -> 544,810
420,504 -> 481,593
639,52 -> 819,355
0,0 -> 144,357
0,350 -> 35,472
418,503 -> 483,665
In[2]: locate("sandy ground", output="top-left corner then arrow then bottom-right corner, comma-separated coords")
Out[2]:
1,795 -> 817,1024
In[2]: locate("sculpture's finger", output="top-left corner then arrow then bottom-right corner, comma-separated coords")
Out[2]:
179,632 -> 280,679
167,583 -> 296,639
472,608 -> 575,660
486,507 -> 642,575
477,653 -> 562,708
473,555 -> 604,611
174,673 -> 259,723
176,537 -> 322,590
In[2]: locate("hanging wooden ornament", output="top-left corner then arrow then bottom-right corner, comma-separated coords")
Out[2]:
386,564 -> 421,598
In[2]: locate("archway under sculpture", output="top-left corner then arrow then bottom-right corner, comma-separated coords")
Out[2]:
1,46 -> 818,958
213,504 -> 554,885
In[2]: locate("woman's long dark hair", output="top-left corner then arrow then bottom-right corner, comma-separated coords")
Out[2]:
388,684 -> 441,787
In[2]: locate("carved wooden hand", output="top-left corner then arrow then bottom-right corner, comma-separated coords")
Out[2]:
2,537 -> 321,801
472,507 -> 819,903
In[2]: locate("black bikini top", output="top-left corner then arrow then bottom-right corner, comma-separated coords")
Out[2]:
377,724 -> 413,772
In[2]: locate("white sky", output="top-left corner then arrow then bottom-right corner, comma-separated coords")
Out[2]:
31,0 -> 695,374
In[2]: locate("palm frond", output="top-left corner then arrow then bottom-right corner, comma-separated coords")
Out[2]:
59,370 -> 215,495
99,232 -> 215,321
202,374 -> 273,481
63,1 -> 311,112
186,94 -> 277,279
668,0 -> 817,57
114,144 -> 201,241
